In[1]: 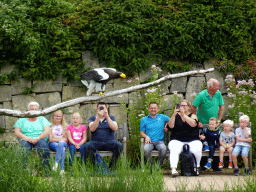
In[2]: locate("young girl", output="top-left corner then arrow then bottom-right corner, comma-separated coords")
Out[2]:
67,112 -> 87,165
49,110 -> 68,174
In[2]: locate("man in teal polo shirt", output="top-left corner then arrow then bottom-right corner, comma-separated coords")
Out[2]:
191,78 -> 224,172
140,102 -> 171,166
191,78 -> 224,125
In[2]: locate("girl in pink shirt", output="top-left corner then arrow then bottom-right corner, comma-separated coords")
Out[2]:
67,112 -> 87,165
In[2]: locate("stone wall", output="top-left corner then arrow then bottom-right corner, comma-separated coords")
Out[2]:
0,52 -> 229,141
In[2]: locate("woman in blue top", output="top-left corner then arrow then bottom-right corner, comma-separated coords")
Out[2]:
14,101 -> 51,168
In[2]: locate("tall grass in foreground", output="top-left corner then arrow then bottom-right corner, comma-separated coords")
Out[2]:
0,145 -> 165,192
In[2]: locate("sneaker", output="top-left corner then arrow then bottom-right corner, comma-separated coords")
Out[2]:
228,162 -> 233,169
171,169 -> 179,177
219,161 -> 224,168
204,161 -> 212,169
52,162 -> 58,171
234,168 -> 239,176
203,145 -> 210,151
244,168 -> 250,176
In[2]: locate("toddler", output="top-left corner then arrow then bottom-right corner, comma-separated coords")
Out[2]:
67,112 -> 87,165
219,120 -> 235,169
199,117 -> 221,169
232,115 -> 252,176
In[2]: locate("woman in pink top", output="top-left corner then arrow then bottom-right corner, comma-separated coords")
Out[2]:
49,110 -> 68,174
67,112 -> 87,165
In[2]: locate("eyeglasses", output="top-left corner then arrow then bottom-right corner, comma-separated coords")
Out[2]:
180,105 -> 187,107
54,115 -> 62,118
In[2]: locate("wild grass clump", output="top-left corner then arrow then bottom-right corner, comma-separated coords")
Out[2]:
0,145 -> 165,192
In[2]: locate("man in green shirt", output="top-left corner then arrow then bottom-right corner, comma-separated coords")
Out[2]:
191,78 -> 224,172
191,78 -> 224,125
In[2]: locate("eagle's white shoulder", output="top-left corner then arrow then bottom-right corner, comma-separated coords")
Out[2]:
94,68 -> 109,80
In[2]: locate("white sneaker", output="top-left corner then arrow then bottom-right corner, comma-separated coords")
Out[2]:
52,162 -> 58,171
172,169 -> 179,177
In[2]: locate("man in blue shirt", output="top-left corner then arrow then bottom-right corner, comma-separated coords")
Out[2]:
85,102 -> 123,169
140,102 -> 171,166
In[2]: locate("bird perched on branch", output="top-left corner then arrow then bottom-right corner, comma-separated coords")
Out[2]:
81,68 -> 126,96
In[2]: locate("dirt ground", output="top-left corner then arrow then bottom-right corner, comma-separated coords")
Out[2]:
163,168 -> 255,191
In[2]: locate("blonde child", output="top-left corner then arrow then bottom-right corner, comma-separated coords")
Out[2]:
232,115 -> 252,176
219,120 -> 235,169
67,112 -> 87,165
49,110 -> 68,174
199,117 -> 221,169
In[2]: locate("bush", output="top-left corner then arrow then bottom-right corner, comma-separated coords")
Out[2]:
1,0 -> 256,80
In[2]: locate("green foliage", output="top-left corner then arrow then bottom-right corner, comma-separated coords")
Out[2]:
1,0 -> 256,80
0,127 -> 5,134
0,145 -> 165,192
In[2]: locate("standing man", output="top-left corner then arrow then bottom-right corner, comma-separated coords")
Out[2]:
85,102 -> 123,169
191,78 -> 224,126
140,102 -> 171,166
191,78 -> 225,172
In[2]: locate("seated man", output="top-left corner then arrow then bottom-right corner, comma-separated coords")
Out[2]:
140,102 -> 171,166
85,102 -> 123,169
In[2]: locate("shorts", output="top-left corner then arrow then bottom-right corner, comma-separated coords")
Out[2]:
232,145 -> 250,157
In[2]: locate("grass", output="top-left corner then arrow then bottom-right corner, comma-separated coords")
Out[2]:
0,145 -> 165,192
1,144 -> 256,192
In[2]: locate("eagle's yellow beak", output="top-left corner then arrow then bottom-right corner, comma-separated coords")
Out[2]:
120,73 -> 126,78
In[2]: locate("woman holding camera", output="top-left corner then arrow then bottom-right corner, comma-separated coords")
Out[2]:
166,100 -> 202,176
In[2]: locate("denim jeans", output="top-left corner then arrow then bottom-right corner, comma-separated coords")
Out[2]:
85,140 -> 123,168
207,144 -> 218,162
144,141 -> 167,165
69,143 -> 86,165
49,141 -> 68,170
19,139 -> 50,168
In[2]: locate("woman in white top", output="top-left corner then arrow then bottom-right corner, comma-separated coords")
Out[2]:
49,110 -> 68,173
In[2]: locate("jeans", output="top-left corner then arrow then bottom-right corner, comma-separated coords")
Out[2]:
69,144 -> 86,165
19,139 -> 50,168
144,141 -> 167,165
85,140 -> 123,168
49,141 -> 68,170
208,144 -> 217,162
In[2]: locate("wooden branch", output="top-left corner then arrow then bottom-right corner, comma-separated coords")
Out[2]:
0,68 -> 214,117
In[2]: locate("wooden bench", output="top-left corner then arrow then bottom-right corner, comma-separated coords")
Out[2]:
140,123 -> 253,171
5,123 -> 128,163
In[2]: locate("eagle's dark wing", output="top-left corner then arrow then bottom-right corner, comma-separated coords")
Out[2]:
80,70 -> 103,82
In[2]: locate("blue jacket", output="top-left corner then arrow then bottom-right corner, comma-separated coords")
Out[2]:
200,126 -> 221,146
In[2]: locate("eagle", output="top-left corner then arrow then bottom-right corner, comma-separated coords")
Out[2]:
80,68 -> 126,96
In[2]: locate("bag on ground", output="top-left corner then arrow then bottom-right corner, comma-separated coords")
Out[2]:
180,144 -> 197,176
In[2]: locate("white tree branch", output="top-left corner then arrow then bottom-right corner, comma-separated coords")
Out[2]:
0,68 -> 214,117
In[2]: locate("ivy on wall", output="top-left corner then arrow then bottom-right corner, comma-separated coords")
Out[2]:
1,0 -> 256,80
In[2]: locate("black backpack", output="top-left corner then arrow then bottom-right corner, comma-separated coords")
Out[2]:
180,144 -> 197,176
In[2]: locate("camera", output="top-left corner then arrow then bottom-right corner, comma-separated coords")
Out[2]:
99,106 -> 104,110
176,103 -> 180,109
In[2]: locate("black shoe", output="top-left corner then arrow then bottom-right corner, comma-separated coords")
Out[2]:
213,168 -> 222,172
244,168 -> 250,175
234,168 -> 239,176
199,167 -> 206,173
